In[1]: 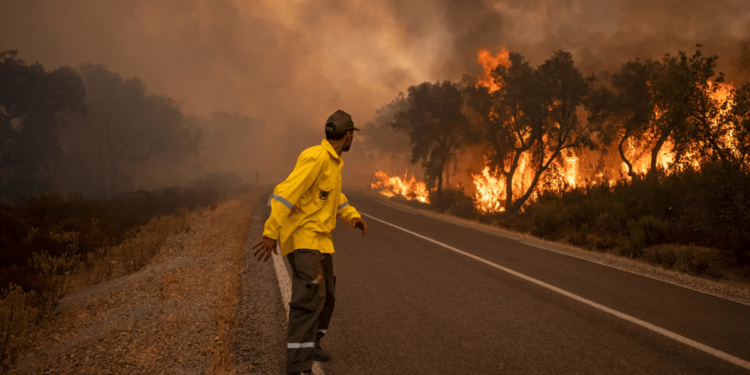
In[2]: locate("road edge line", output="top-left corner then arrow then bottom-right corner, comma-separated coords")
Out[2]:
268,200 -> 326,375
361,195 -> 417,214
360,211 -> 750,371
358,192 -> 750,307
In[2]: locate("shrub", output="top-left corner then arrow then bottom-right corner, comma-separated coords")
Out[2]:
0,284 -> 36,369
429,188 -> 477,219
643,244 -> 723,277
642,244 -> 678,268
26,249 -> 81,309
530,201 -> 568,239
624,215 -> 669,258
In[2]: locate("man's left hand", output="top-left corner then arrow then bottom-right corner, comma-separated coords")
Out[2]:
351,217 -> 368,237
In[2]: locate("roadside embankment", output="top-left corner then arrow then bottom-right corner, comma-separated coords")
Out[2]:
8,189 -> 283,374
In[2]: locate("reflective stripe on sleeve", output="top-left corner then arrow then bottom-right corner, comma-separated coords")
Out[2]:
287,342 -> 316,349
273,194 -> 294,210
337,201 -> 349,210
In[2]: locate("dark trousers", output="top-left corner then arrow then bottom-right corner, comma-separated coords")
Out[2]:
286,249 -> 335,373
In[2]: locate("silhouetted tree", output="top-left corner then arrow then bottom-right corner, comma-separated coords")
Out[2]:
603,47 -> 726,176
0,51 -> 87,200
470,51 -> 602,213
724,83 -> 750,170
604,59 -> 654,176
359,93 -> 412,174
57,64 -> 199,196
392,81 -> 477,197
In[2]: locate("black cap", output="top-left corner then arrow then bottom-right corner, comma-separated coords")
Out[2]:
325,110 -> 361,134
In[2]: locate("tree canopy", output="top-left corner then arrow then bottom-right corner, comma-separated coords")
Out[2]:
0,51 -> 87,199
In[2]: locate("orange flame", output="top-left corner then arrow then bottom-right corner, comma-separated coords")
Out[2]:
472,165 -> 506,213
476,47 -> 511,93
709,82 -> 738,159
370,170 -> 430,204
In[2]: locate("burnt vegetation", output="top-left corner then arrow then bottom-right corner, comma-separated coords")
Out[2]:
365,44 -> 750,278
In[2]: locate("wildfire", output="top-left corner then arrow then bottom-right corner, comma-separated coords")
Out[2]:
622,137 -> 674,175
709,82 -> 738,158
476,47 -> 511,93
621,81 -> 735,175
472,165 -> 506,213
378,50 -> 740,215
370,170 -> 430,204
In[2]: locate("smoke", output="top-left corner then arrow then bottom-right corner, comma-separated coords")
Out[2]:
1,0 -> 748,188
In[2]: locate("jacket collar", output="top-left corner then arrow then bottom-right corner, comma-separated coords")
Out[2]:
322,139 -> 343,166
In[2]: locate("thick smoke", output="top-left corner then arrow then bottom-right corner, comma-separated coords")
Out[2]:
1,0 -> 748,188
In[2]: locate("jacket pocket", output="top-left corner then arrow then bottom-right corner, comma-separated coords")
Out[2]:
289,278 -> 323,311
316,182 -> 335,203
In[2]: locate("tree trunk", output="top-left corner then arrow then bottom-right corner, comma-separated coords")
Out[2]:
436,172 -> 443,197
650,130 -> 671,175
504,169 -> 514,213
618,135 -> 635,177
510,148 -> 561,214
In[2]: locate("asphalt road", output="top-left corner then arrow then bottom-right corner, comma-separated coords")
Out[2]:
308,191 -> 750,375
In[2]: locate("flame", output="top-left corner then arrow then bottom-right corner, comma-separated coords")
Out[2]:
370,169 -> 430,204
472,165 -> 506,213
709,82 -> 738,159
476,47 -> 510,93
396,49 -> 742,214
563,150 -> 578,187
470,153 -> 538,214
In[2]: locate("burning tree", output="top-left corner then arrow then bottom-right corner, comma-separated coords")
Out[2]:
470,51 -> 603,214
392,81 -> 478,198
602,58 -> 654,177
601,47 -> 736,176
724,83 -> 750,170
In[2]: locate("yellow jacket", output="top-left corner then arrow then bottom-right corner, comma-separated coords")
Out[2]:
263,139 -> 361,257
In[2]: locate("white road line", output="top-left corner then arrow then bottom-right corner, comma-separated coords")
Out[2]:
271,230 -> 325,374
360,211 -> 750,371
268,194 -> 326,374
517,240 -> 750,308
361,195 -> 417,214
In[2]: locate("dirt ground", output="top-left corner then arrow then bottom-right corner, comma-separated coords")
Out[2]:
9,189 -> 287,374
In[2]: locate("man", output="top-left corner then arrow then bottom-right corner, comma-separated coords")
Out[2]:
252,109 -> 368,375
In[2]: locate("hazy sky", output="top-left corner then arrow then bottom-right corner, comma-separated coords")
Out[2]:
1,0 -> 749,183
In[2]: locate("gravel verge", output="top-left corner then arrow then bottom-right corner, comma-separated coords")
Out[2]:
8,190 -> 285,374
230,193 -> 288,374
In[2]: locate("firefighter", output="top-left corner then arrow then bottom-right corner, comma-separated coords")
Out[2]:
252,109 -> 368,375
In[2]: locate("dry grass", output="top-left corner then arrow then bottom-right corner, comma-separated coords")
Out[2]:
0,208 -> 194,370
4,189 -> 263,374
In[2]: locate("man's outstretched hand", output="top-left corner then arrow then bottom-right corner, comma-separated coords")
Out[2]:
252,236 -> 278,261
351,217 -> 368,237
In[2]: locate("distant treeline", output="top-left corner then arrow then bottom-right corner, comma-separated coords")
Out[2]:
0,50 -> 265,201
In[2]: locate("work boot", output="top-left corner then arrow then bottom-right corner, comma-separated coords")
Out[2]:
313,340 -> 330,362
